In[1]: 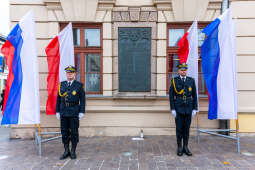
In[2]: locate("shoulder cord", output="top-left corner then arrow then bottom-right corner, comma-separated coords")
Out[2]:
58,84 -> 67,97
172,78 -> 184,95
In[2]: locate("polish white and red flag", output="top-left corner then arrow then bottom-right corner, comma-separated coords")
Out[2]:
45,23 -> 74,115
177,20 -> 199,111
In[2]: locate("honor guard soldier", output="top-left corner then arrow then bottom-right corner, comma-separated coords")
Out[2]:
56,65 -> 86,160
169,63 -> 198,156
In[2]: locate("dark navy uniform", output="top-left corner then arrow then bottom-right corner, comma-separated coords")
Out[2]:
56,66 -> 85,160
56,80 -> 85,143
169,76 -> 197,115
169,63 -> 198,156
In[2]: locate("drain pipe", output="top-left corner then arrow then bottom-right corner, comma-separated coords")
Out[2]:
219,0 -> 230,135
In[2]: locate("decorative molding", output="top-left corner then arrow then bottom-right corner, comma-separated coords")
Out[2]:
44,0 -> 61,10
98,0 -> 116,10
112,8 -> 157,22
113,7 -> 129,11
140,12 -> 150,21
141,7 -> 157,12
153,0 -> 172,10
208,1 -> 222,10
129,8 -> 140,21
98,0 -> 116,4
121,11 -> 129,21
112,12 -> 122,21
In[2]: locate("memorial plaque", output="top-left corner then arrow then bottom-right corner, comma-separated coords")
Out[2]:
118,28 -> 151,92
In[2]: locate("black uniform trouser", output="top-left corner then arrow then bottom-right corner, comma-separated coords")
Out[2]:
175,113 -> 192,146
60,116 -> 79,145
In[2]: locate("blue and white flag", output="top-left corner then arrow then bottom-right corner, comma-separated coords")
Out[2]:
201,8 -> 238,120
1,10 -> 40,125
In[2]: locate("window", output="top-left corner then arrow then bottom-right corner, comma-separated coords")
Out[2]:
60,23 -> 103,94
85,29 -> 100,47
167,23 -> 208,97
85,54 -> 101,92
168,29 -> 185,47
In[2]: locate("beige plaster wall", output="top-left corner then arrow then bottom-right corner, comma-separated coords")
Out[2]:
232,1 -> 255,113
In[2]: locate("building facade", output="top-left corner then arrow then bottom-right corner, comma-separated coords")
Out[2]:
9,0 -> 255,138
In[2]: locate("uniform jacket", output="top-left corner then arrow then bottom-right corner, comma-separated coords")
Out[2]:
56,80 -> 85,117
169,76 -> 198,115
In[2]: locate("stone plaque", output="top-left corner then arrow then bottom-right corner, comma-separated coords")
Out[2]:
118,28 -> 151,92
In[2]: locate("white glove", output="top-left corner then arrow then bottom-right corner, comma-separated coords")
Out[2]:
171,110 -> 176,118
56,112 -> 60,120
79,113 -> 84,120
192,110 -> 197,117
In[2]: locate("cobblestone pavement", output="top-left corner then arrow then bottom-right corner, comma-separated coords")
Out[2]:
0,134 -> 255,170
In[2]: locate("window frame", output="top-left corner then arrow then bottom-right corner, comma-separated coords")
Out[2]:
60,23 -> 103,94
166,22 -> 209,97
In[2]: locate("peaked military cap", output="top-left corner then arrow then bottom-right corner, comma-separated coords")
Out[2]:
65,65 -> 77,73
177,63 -> 188,70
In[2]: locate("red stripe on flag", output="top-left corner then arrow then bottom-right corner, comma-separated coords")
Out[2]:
177,32 -> 189,64
45,37 -> 60,115
1,41 -> 15,115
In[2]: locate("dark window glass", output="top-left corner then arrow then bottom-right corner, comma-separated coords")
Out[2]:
85,74 -> 100,92
85,54 -> 100,92
73,28 -> 80,46
75,53 -> 81,81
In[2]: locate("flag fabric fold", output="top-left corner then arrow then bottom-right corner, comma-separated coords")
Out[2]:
45,23 -> 74,115
1,10 -> 40,125
201,8 -> 237,120
177,20 -> 199,111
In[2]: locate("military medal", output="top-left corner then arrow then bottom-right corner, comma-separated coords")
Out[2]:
188,87 -> 192,92
72,90 -> 77,95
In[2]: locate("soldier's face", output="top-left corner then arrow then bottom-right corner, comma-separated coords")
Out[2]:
66,72 -> 76,81
178,69 -> 187,77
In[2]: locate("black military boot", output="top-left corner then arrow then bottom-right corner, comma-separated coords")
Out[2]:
183,145 -> 192,156
183,140 -> 192,156
177,141 -> 183,156
60,143 -> 70,160
70,143 -> 77,159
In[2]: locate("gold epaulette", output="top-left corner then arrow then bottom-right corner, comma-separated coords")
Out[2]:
172,78 -> 184,95
58,83 -> 67,97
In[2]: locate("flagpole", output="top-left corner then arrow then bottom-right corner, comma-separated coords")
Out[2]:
219,0 -> 230,136
34,124 -> 41,136
236,114 -> 240,153
38,124 -> 41,136
196,111 -> 200,143
236,116 -> 239,133
34,123 -> 42,156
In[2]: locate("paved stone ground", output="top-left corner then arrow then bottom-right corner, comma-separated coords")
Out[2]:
0,134 -> 255,170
